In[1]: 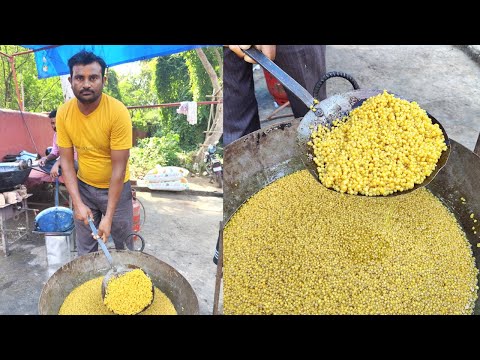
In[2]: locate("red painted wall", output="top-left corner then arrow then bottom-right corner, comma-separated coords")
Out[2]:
0,109 -> 148,161
0,109 -> 53,160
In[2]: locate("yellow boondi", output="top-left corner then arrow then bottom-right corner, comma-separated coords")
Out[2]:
59,276 -> 176,315
104,269 -> 154,315
223,170 -> 478,315
308,91 -> 448,196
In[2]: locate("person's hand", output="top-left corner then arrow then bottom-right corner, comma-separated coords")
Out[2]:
50,161 -> 60,178
39,156 -> 47,166
74,202 -> 93,226
97,217 -> 112,244
228,45 -> 277,64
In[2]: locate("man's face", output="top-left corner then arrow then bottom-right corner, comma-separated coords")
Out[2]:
50,117 -> 56,132
69,62 -> 105,104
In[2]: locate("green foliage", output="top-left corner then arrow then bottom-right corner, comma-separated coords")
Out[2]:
153,47 -> 222,151
175,150 -> 198,171
118,60 -> 160,133
0,45 -> 63,112
129,133 -> 182,179
104,69 -> 122,102
154,54 -> 197,148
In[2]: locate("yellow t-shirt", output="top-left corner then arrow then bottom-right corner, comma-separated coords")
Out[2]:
56,93 -> 132,188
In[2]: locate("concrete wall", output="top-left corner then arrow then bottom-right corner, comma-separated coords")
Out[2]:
0,109 -> 53,159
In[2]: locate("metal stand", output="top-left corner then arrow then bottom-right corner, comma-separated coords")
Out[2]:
261,100 -> 293,122
32,229 -> 75,277
213,221 -> 223,315
0,194 -> 35,256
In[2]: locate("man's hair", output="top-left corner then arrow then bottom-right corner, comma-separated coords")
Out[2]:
48,109 -> 57,118
67,50 -> 107,77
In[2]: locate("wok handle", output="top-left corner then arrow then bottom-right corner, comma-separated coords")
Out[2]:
313,71 -> 360,99
242,47 -> 323,116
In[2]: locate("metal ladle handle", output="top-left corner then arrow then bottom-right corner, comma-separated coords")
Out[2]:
55,178 -> 59,207
242,47 -> 323,117
88,217 -> 114,267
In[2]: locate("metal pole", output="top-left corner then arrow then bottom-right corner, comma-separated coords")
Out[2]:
126,101 -> 221,110
11,45 -> 59,57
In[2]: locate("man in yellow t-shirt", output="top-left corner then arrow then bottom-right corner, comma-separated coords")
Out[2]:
56,50 -> 134,256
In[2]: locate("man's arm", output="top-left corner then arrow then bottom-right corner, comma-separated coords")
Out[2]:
39,133 -> 60,166
50,159 -> 60,178
39,150 -> 59,166
97,149 -> 129,242
59,146 -> 92,225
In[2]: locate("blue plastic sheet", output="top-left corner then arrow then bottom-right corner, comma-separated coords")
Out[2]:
21,45 -> 214,79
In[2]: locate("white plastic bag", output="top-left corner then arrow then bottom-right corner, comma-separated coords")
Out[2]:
144,165 -> 190,183
147,177 -> 189,192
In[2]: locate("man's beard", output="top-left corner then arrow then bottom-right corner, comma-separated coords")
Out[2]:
76,90 -> 101,104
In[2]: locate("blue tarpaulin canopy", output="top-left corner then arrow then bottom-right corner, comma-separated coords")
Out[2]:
21,45 -> 212,79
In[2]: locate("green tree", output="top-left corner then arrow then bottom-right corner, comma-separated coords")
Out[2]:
192,47 -> 223,165
0,45 -> 63,112
154,47 -> 222,151
104,69 -> 122,102
154,54 -> 198,148
118,60 -> 160,132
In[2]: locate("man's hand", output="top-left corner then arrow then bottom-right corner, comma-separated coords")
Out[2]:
228,45 -> 277,64
97,217 -> 112,244
39,156 -> 47,166
74,202 -> 93,226
50,161 -> 60,178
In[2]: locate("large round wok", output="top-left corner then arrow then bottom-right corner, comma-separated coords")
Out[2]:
223,118 -> 480,314
38,250 -> 199,315
0,167 -> 32,192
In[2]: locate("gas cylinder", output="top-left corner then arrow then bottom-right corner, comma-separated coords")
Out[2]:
263,69 -> 289,105
132,189 -> 141,233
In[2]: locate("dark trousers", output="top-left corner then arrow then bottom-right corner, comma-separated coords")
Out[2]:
223,45 -> 327,146
75,179 -> 133,256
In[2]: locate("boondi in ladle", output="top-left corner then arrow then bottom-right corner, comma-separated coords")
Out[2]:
309,91 -> 448,196
103,268 -> 154,315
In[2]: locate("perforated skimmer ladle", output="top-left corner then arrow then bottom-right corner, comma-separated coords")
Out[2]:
241,47 -> 451,197
87,218 -> 154,313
